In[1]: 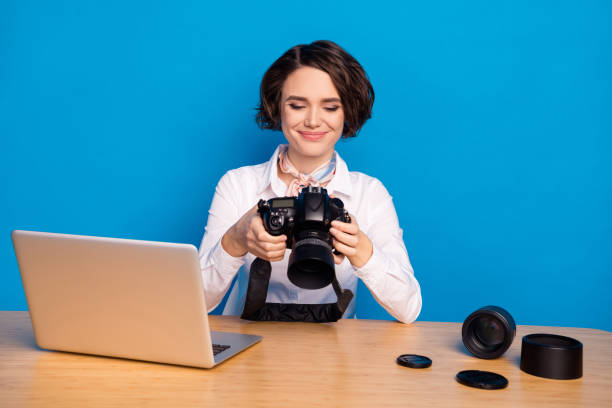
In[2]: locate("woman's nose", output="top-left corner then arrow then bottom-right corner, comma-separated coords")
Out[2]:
305,108 -> 321,128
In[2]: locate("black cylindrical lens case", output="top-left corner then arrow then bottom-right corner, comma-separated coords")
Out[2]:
520,334 -> 583,380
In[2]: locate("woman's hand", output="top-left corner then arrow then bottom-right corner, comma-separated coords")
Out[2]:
329,214 -> 373,268
221,205 -> 287,262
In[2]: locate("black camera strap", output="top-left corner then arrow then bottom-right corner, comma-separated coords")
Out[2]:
240,257 -> 354,322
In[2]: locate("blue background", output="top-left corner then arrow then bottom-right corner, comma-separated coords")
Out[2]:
2,1 -> 610,330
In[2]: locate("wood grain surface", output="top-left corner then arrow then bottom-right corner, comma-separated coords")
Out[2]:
1,311 -> 610,407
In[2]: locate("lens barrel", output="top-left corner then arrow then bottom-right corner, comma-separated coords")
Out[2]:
462,306 -> 516,359
287,237 -> 335,289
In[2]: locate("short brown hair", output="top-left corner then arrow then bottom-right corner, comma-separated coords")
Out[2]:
256,40 -> 375,138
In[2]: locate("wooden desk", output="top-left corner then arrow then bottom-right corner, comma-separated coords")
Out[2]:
1,311 -> 610,407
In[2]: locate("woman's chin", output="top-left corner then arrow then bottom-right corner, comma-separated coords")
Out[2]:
293,143 -> 333,159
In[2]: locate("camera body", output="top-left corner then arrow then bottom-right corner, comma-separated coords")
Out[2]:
258,186 -> 350,248
257,186 -> 350,289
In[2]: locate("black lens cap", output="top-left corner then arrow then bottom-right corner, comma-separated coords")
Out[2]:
456,370 -> 508,390
396,354 -> 432,369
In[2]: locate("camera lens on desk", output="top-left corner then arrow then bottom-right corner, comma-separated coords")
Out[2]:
462,306 -> 516,359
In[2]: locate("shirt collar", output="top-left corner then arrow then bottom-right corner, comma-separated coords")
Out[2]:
258,144 -> 353,198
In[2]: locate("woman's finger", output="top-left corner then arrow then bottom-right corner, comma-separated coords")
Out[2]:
250,214 -> 287,243
252,247 -> 286,262
253,240 -> 285,257
331,218 -> 359,234
329,227 -> 359,247
266,249 -> 287,262
333,239 -> 357,256
258,240 -> 287,252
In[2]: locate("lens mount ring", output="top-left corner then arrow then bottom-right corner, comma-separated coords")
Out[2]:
293,237 -> 332,251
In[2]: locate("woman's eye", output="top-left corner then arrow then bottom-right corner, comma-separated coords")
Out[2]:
289,104 -> 306,110
324,106 -> 340,112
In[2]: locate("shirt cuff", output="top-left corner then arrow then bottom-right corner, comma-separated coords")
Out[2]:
352,243 -> 387,288
210,238 -> 245,277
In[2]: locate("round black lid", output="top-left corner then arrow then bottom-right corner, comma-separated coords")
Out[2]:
456,370 -> 509,390
396,354 -> 432,369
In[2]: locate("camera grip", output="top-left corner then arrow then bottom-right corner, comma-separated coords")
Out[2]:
331,210 -> 351,256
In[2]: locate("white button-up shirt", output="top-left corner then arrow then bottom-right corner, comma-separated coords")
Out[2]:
198,145 -> 422,323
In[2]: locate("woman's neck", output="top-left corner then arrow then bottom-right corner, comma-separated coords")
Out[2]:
276,162 -> 331,188
286,146 -> 334,174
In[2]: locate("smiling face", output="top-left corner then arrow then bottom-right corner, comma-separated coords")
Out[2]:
280,66 -> 345,173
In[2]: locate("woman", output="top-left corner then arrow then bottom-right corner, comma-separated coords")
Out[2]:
199,40 -> 421,323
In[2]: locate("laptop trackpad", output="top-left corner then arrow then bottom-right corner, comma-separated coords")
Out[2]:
210,331 -> 262,365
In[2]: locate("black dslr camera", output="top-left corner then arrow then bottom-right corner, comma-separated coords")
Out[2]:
258,186 -> 350,290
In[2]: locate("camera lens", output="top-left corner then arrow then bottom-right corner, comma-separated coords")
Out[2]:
474,316 -> 505,346
462,306 -> 516,359
287,234 -> 335,290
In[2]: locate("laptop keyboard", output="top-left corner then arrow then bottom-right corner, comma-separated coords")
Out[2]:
212,344 -> 231,356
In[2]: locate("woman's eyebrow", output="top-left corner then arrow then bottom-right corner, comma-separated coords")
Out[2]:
285,96 -> 307,102
285,95 -> 341,103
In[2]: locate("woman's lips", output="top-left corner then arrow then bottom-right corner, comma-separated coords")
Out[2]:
298,131 -> 326,141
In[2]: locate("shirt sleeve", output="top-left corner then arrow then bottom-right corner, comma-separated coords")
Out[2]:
353,179 -> 422,324
198,171 -> 246,312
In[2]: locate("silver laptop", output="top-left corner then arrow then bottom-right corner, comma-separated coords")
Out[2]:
11,230 -> 261,368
